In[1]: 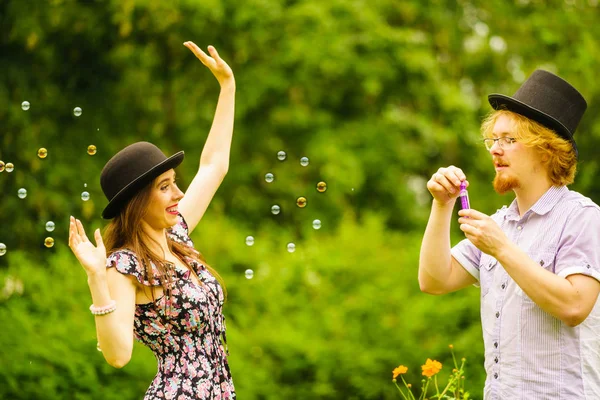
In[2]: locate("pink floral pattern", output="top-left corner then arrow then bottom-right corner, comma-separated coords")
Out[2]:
106,213 -> 235,399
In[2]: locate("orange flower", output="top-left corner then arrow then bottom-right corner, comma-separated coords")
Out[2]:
392,365 -> 408,379
421,358 -> 442,378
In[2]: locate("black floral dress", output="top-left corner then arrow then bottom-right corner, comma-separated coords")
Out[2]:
106,213 -> 235,399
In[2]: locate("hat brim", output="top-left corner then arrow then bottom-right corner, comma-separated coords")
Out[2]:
488,94 -> 577,155
101,151 -> 185,219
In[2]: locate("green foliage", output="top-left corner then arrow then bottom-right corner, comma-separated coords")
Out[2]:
1,0 -> 600,399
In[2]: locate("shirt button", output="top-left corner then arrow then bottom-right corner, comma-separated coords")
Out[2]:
517,226 -> 523,231
494,373 -> 499,379
496,312 -> 500,318
494,342 -> 498,348
494,357 -> 498,363
501,283 -> 506,289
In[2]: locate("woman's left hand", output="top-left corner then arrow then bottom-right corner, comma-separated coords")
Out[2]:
184,41 -> 234,87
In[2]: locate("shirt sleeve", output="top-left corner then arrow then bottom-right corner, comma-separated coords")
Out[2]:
555,203 -> 600,282
451,238 -> 482,283
106,249 -> 161,286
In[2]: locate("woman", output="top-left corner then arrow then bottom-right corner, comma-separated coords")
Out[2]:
68,41 -> 236,399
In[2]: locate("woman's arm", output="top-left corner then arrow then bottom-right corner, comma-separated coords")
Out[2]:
178,42 -> 235,234
69,217 -> 136,368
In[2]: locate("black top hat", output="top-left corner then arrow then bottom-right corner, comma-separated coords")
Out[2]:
100,142 -> 184,219
488,69 -> 587,156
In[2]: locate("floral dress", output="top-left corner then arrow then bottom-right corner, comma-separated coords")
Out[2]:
106,213 -> 236,400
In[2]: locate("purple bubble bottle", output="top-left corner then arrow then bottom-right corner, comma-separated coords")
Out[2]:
459,181 -> 470,210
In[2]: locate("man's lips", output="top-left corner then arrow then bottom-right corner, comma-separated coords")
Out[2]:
494,161 -> 509,170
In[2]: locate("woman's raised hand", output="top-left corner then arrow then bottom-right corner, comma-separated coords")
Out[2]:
68,216 -> 107,277
184,41 -> 234,87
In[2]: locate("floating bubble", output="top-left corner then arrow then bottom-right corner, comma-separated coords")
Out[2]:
0,243 -> 6,256
244,269 -> 254,279
6,163 -> 14,173
37,148 -> 48,159
96,343 -> 102,352
73,107 -> 82,117
81,191 -> 90,201
287,243 -> 296,253
271,205 -> 281,215
264,173 -> 274,183
87,145 -> 97,155
84,183 -> 87,188
312,219 -> 322,230
296,196 -> 307,208
22,101 -> 30,111
17,188 -> 27,199
44,237 -> 55,248
277,151 -> 286,161
46,221 -> 55,232
316,181 -> 327,193
245,236 -> 255,246
300,157 -> 309,167
0,161 -> 4,172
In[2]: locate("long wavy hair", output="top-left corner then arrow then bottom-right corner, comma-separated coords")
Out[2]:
481,109 -> 577,186
102,178 -> 226,308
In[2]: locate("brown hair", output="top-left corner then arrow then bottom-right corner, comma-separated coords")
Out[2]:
481,109 -> 577,186
103,180 -> 226,309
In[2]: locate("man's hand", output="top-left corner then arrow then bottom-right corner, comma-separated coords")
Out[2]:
458,209 -> 509,257
427,166 -> 468,206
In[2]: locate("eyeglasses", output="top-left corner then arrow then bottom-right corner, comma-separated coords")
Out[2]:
483,137 -> 516,151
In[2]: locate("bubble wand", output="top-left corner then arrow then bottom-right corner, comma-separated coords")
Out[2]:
459,181 -> 470,210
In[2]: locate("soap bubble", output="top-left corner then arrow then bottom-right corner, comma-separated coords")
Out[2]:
21,101 -> 30,111
18,188 -> 27,199
87,145 -> 97,155
73,107 -> 82,117
244,269 -> 254,279
245,236 -> 255,246
300,157 -> 309,166
0,243 -> 6,256
6,163 -> 14,172
277,151 -> 286,161
287,243 -> 296,253
37,148 -> 48,159
316,181 -> 327,192
296,197 -> 307,208
312,219 -> 322,230
271,205 -> 281,215
81,191 -> 90,201
0,161 -> 4,172
46,221 -> 55,232
44,237 -> 55,248
264,173 -> 274,183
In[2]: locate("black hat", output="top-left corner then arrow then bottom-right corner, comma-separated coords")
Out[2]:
488,69 -> 587,156
100,142 -> 184,219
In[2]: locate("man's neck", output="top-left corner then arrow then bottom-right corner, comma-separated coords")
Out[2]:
513,178 -> 553,217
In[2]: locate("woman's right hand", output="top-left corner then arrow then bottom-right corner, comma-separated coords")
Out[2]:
426,166 -> 468,206
68,216 -> 107,277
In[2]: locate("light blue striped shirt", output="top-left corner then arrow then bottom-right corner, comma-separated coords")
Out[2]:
452,186 -> 600,399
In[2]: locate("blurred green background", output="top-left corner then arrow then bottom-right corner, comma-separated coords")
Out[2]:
1,0 -> 600,399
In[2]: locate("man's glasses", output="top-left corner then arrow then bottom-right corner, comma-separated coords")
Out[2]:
483,137 -> 516,151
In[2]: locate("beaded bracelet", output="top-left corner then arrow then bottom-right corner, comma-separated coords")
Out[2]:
89,300 -> 117,316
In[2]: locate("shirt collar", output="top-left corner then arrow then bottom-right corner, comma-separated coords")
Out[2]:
505,186 -> 569,220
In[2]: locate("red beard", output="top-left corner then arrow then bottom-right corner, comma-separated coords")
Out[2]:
493,172 -> 519,194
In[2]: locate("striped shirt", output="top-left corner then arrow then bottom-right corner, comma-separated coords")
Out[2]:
451,186 -> 600,399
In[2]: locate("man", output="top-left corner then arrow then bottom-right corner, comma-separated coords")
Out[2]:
418,70 -> 600,399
